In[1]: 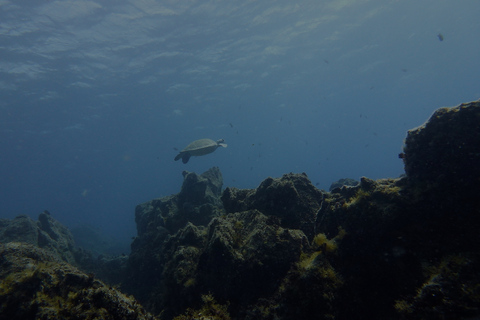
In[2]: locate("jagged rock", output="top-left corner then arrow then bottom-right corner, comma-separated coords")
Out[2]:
125,169 -> 314,319
135,167 -> 224,237
198,210 -> 308,306
222,172 -> 324,239
156,210 -> 309,319
125,167 -> 225,309
0,242 -> 157,320
0,211 -> 76,264
316,177 -> 408,238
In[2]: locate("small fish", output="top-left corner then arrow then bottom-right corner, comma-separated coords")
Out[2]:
437,33 -> 444,41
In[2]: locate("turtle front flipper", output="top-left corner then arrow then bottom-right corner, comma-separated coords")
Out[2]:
182,153 -> 191,163
174,153 -> 183,161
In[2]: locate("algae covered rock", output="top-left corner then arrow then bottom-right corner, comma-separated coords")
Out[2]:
0,242 -> 156,320
222,172 -> 324,239
125,167 -> 226,311
126,170 -> 316,319
395,253 -> 480,319
0,211 -> 76,264
196,210 -> 308,313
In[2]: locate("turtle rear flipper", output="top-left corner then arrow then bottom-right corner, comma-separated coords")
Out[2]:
174,153 -> 183,161
182,154 -> 191,163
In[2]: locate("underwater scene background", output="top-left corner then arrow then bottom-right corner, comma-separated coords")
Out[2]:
1,1 -> 480,319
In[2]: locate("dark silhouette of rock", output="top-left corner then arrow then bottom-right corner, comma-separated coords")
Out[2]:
403,100 -> 480,194
0,242 -> 157,320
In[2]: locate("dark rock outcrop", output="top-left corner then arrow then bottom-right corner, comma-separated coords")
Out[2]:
134,167 -> 224,238
125,168 -> 322,319
0,242 -> 157,320
125,100 -> 480,320
124,167 -> 225,309
403,100 -> 480,194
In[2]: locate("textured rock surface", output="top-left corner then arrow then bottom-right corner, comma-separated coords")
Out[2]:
125,170 -> 320,319
0,242 -> 157,320
0,211 -> 128,288
222,172 -> 324,239
124,167 -> 225,308
0,211 -> 76,264
134,166 -> 224,237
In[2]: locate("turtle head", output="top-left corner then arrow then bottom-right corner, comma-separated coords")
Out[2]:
216,139 -> 227,148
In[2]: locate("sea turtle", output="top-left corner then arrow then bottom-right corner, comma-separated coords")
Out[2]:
174,138 -> 227,163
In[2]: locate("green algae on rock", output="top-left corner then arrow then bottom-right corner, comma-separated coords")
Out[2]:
0,242 -> 157,320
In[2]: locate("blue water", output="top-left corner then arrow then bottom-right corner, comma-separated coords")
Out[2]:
1,0 -> 479,247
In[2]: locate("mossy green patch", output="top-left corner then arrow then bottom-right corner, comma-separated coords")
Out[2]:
173,293 -> 231,320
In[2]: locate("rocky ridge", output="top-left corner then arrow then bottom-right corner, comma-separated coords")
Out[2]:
125,100 -> 480,319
